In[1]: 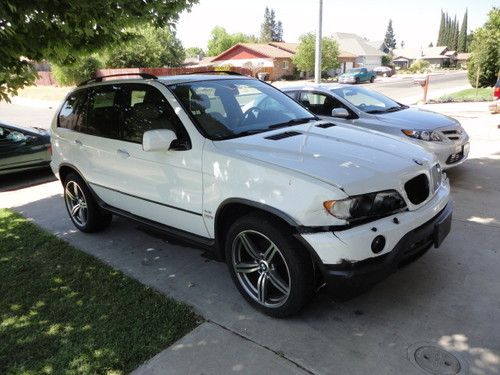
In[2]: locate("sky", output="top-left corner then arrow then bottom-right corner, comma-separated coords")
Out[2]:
175,0 -> 496,50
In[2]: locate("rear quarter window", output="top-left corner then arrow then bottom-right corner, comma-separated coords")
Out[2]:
58,90 -> 88,132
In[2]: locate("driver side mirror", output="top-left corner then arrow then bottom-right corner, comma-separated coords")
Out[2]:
142,129 -> 177,152
331,108 -> 349,118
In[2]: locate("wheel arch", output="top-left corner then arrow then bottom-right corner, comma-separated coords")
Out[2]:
214,198 -> 327,287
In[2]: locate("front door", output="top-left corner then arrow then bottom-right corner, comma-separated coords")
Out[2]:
99,83 -> 207,237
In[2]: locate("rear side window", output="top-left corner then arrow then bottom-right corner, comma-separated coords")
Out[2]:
86,85 -> 122,139
121,84 -> 187,144
58,90 -> 88,132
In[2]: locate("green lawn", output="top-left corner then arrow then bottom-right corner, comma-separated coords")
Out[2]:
433,87 -> 493,103
0,208 -> 200,375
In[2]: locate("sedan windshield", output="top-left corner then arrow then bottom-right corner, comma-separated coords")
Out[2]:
331,86 -> 408,114
169,78 -> 316,140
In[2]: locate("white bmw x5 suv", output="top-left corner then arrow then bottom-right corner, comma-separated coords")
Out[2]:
51,72 -> 452,317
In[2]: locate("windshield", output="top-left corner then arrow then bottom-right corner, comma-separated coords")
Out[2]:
346,68 -> 361,74
331,86 -> 407,114
169,78 -> 316,140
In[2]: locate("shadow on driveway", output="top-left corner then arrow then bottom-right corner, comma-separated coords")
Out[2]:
0,168 -> 56,192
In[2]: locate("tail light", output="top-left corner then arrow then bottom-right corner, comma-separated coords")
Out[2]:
47,144 -> 52,155
494,86 -> 500,100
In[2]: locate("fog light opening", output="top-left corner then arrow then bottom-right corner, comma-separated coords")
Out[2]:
371,235 -> 386,254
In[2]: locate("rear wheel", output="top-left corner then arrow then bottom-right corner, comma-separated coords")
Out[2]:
63,173 -> 112,232
225,213 -> 314,318
355,77 -> 360,84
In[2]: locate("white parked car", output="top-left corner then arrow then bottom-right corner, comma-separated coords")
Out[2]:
282,84 -> 470,169
51,73 -> 452,317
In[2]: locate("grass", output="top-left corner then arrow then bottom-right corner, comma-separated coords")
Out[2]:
0,208 -> 200,375
431,87 -> 493,103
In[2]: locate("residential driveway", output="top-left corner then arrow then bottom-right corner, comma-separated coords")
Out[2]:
1,103 -> 499,375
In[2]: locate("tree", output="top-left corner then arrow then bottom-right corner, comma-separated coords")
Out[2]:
206,26 -> 257,56
437,11 -> 446,45
185,47 -> 205,59
0,0 -> 197,101
452,16 -> 459,50
467,7 -> 500,87
105,26 -> 185,69
293,32 -> 340,73
429,42 -> 434,47
52,56 -> 103,86
400,40 -> 405,48
458,9 -> 468,52
260,7 -> 283,42
384,19 -> 397,50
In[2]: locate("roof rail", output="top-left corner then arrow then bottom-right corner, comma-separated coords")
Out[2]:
77,73 -> 158,87
184,70 -> 246,76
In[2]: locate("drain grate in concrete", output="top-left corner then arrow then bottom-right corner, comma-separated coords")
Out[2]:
414,346 -> 460,374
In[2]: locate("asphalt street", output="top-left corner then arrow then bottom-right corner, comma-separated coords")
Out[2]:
1,101 -> 499,374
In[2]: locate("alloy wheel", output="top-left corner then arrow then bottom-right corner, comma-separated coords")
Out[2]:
232,230 -> 291,308
65,181 -> 88,226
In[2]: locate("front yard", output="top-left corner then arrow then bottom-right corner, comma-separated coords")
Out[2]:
0,208 -> 199,375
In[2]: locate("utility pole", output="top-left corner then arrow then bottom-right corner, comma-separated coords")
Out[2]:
314,0 -> 323,83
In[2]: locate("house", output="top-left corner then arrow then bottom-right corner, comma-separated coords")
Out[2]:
456,53 -> 470,68
268,42 -> 357,75
331,32 -> 386,70
392,46 -> 454,68
208,43 -> 295,80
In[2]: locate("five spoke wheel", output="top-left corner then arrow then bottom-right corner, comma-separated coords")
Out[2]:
65,180 -> 88,226
232,230 -> 291,308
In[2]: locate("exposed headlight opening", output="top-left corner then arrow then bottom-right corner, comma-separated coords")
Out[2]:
323,190 -> 407,223
402,129 -> 443,141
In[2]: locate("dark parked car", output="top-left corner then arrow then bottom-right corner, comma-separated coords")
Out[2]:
0,122 -> 51,175
489,76 -> 500,114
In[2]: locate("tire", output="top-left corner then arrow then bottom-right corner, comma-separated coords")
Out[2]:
63,173 -> 112,233
370,76 -> 375,83
355,77 -> 360,84
225,213 -> 314,318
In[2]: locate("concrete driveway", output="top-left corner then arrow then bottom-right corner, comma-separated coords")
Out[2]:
1,103 -> 499,375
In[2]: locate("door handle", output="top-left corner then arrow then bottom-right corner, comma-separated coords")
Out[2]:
74,139 -> 83,146
117,149 -> 130,158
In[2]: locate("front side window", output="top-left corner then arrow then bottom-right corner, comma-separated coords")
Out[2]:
300,92 -> 348,117
331,87 -> 406,114
0,126 -> 26,145
170,79 -> 315,140
120,84 -> 187,144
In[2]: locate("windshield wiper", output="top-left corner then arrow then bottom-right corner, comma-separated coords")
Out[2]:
366,106 -> 405,114
268,117 -> 317,129
234,129 -> 267,137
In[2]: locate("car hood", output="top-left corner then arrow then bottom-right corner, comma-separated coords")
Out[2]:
373,107 -> 459,130
215,122 -> 435,196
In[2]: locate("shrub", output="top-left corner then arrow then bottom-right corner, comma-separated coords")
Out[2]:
408,60 -> 430,73
52,56 -> 102,86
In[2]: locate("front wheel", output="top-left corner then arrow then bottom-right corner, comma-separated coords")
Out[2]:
370,76 -> 375,83
355,77 -> 360,84
63,173 -> 112,233
225,213 -> 314,318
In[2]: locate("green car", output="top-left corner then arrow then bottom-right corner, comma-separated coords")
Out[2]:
339,67 -> 376,84
0,122 -> 51,175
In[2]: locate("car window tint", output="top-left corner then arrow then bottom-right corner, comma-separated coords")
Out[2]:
86,85 -> 121,138
300,92 -> 344,116
121,84 -> 185,144
58,90 -> 88,132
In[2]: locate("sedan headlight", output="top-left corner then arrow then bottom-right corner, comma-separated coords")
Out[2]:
402,129 -> 442,141
323,190 -> 407,222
